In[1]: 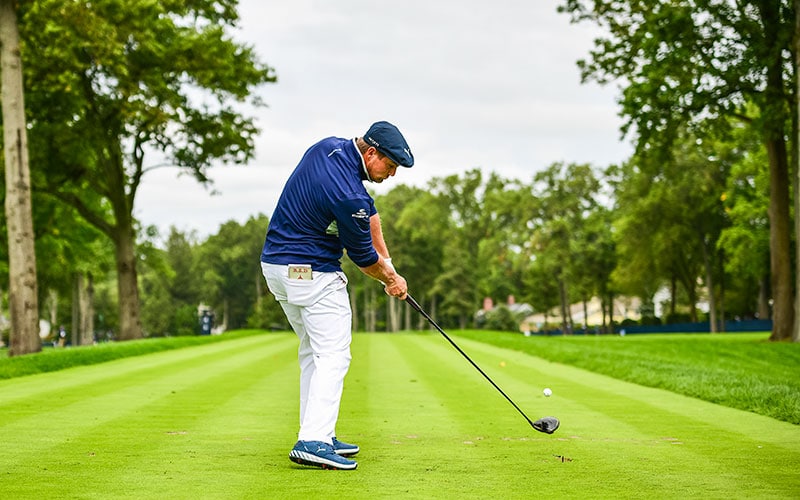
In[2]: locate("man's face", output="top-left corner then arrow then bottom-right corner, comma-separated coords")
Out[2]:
365,147 -> 399,183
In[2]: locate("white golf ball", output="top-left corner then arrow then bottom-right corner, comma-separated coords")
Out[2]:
543,388 -> 552,397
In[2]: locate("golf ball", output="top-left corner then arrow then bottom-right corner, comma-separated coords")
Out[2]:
543,388 -> 552,397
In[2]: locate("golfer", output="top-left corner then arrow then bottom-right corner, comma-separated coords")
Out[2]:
260,121 -> 413,470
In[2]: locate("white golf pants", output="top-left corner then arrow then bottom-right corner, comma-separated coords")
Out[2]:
262,263 -> 352,445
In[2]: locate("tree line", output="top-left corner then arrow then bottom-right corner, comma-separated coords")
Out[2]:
3,143 -> 777,347
3,1 -> 800,355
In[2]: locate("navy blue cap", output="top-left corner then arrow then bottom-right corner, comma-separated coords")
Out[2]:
363,121 -> 414,167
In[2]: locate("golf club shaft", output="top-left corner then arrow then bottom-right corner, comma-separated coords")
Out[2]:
405,293 -> 538,429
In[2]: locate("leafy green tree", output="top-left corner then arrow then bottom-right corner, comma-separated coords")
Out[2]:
571,204 -> 618,331
138,240 -> 175,337
718,128 -> 771,319
18,0 -> 276,340
198,215 -> 270,331
476,177 -> 530,307
522,245 -> 562,331
613,129 -> 732,329
164,229 -> 203,307
371,185 -> 446,331
526,162 -> 601,334
560,0 -> 794,340
427,169 -> 513,328
391,188 -> 449,329
139,227 -> 206,336
34,194 -> 112,345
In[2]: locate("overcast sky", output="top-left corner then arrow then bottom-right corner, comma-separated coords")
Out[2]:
134,0 -> 633,240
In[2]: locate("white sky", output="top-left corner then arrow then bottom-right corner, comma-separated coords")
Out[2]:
134,0 -> 633,239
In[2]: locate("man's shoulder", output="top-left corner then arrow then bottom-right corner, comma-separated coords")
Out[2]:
309,136 -> 354,156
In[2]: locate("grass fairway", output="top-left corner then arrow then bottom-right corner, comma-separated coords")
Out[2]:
1,332 -> 798,499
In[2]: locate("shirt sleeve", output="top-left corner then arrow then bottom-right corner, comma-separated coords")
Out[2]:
331,196 -> 379,267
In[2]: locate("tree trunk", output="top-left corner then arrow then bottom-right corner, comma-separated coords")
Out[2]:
794,0 -> 800,343
702,238 -> 718,333
582,298 -> 588,333
670,274 -> 677,319
601,298 -> 607,334
364,287 -> 375,332
762,1 -> 795,340
758,274 -> 771,320
687,279 -> 698,323
0,285 -> 4,347
1,0 -> 40,356
558,277 -> 569,335
255,269 -> 263,310
112,224 -> 142,340
222,298 -> 229,332
387,297 -> 400,332
765,137 -> 795,341
47,288 -> 58,335
608,293 -> 614,332
72,276 -> 80,345
362,287 -> 368,332
79,273 -> 94,345
350,287 -> 359,332
429,295 -> 437,331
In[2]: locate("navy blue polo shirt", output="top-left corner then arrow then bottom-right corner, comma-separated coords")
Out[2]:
261,137 -> 379,272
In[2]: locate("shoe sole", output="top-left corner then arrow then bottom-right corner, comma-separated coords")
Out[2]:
289,451 -> 357,470
334,447 -> 359,457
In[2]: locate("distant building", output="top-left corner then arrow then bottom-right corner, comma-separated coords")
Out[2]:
520,296 -> 642,333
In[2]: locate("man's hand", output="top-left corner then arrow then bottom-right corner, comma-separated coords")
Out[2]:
360,257 -> 407,300
383,272 -> 408,300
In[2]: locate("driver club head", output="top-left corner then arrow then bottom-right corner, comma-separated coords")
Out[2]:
532,416 -> 560,434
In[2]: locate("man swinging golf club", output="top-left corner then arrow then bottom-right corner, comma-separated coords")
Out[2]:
260,121 -> 413,470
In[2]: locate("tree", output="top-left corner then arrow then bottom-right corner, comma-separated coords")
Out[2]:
427,170 -> 513,328
794,0 -> 800,342
197,215 -> 270,331
33,194 -> 112,345
560,0 -> 795,340
527,162 -> 601,334
1,0 -> 39,356
572,204 -> 618,331
612,128 -> 733,329
138,227 -> 205,336
18,0 -> 276,340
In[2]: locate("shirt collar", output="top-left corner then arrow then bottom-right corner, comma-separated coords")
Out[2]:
353,138 -> 373,182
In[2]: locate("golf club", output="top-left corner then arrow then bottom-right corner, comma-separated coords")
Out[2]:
405,293 -> 559,434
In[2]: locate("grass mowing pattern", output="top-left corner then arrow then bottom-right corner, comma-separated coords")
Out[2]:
1,331 -> 798,498
453,330 -> 800,425
0,330 -> 264,380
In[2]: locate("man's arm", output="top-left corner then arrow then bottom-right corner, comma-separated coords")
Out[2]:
370,213 -> 390,259
360,213 -> 407,299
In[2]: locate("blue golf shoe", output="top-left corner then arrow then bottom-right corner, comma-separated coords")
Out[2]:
289,440 -> 357,470
332,437 -> 359,457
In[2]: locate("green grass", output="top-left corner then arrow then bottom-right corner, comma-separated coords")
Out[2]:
0,330 -> 263,379
0,331 -> 798,498
452,330 -> 800,424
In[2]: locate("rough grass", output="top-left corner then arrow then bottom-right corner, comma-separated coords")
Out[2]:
452,330 -> 800,424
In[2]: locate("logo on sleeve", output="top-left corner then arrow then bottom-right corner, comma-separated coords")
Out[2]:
351,208 -> 369,219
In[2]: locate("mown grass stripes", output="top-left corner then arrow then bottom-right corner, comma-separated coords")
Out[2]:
0,334 -> 299,499
1,331 -> 798,499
